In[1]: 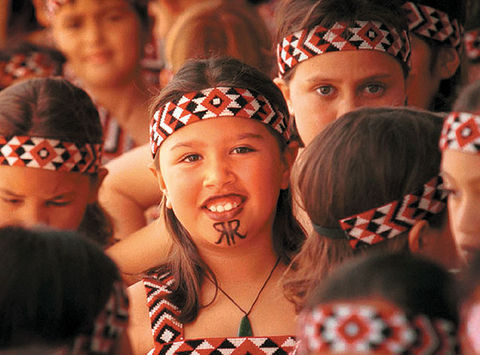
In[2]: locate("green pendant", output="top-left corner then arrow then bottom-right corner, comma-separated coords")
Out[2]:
238,315 -> 253,336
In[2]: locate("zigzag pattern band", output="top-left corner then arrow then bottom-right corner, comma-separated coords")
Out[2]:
0,136 -> 102,173
276,20 -> 411,76
439,112 -> 480,153
149,87 -> 289,157
402,2 -> 463,49
298,302 -> 457,354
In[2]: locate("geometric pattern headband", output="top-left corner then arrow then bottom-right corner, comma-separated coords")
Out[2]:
439,112 -> 480,154
0,136 -> 102,174
276,20 -> 411,77
402,2 -> 463,49
313,175 -> 447,249
1,53 -> 58,88
465,29 -> 480,61
297,302 -> 458,354
149,87 -> 289,158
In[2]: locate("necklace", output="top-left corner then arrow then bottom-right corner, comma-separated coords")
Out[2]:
205,257 -> 281,337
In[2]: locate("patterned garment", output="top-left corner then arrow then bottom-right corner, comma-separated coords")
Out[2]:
143,273 -> 297,355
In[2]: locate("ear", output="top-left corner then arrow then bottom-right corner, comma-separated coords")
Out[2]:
408,220 -> 429,253
148,161 -> 172,208
436,47 -> 460,80
88,167 -> 109,204
274,77 -> 294,115
280,141 -> 299,190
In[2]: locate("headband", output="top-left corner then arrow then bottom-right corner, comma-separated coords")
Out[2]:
73,280 -> 129,353
46,0 -> 148,15
149,87 -> 289,158
1,53 -> 59,87
276,20 -> 411,77
297,302 -> 457,354
312,176 -> 447,249
0,136 -> 102,174
465,29 -> 480,61
402,2 -> 463,49
439,112 -> 480,154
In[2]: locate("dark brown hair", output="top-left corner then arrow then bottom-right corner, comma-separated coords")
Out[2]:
150,57 -> 306,323
0,77 -> 112,246
274,0 -> 410,79
283,106 -> 445,310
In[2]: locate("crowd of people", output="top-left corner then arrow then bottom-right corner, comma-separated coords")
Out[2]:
0,0 -> 479,354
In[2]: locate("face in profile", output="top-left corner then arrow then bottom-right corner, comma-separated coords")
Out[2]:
276,50 -> 406,146
0,166 -> 97,230
51,0 -> 145,87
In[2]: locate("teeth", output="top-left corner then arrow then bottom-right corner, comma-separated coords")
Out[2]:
207,201 -> 239,213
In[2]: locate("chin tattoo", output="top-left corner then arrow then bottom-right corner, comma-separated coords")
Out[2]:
213,220 -> 246,246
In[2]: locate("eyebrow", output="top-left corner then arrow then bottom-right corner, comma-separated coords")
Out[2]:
169,132 -> 265,151
306,73 -> 394,84
0,188 -> 76,199
0,188 -> 23,198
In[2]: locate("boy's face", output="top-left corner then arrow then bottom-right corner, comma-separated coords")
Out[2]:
276,50 -> 406,146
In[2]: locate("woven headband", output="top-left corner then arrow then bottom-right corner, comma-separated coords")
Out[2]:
465,29 -> 480,61
73,280 -> 129,353
149,87 -> 289,158
46,0 -> 148,15
276,20 -> 411,76
402,2 -> 463,49
298,302 -> 457,354
312,176 -> 447,249
439,112 -> 480,154
0,136 -> 102,173
1,53 -> 58,87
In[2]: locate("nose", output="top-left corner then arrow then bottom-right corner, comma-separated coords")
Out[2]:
83,19 -> 104,44
202,156 -> 235,189
335,92 -> 358,119
16,202 -> 50,228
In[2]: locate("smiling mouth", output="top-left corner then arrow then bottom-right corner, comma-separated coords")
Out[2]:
202,195 -> 245,220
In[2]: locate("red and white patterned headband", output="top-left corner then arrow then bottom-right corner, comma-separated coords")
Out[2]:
297,302 -> 457,354
73,280 -> 129,353
465,29 -> 480,61
402,2 -> 463,49
149,87 -> 289,158
1,53 -> 58,86
439,112 -> 480,154
313,176 -> 447,249
276,20 -> 411,77
0,136 -> 102,173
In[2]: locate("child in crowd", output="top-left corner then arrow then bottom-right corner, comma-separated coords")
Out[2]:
0,77 -> 112,246
440,80 -> 480,265
48,0 -> 153,160
274,0 -> 411,146
296,253 -> 459,354
402,0 -> 465,111
462,0 -> 480,85
0,226 -> 130,354
0,41 -> 65,90
283,107 -> 455,310
126,57 -> 305,354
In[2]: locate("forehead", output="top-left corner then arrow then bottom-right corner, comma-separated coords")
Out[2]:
291,50 -> 405,83
54,0 -> 132,14
442,150 -> 480,183
0,166 -> 90,196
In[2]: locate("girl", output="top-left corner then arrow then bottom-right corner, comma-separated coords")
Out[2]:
296,253 -> 459,354
283,107 -> 455,310
0,77 -> 111,246
0,225 -> 130,354
127,57 -> 305,354
439,80 -> 480,265
274,0 -> 411,146
48,0 -> 153,160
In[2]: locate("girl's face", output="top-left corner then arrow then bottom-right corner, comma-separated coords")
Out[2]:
276,50 -> 406,146
156,118 -> 294,250
441,150 -> 480,264
0,166 -> 97,230
51,0 -> 145,87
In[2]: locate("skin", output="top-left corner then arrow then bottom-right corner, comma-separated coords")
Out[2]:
275,50 -> 406,146
441,150 -> 480,265
51,0 -> 145,88
0,166 -> 101,230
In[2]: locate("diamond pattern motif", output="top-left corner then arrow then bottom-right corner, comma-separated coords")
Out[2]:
143,272 -> 297,355
0,136 -> 101,173
402,2 -> 462,48
439,112 -> 480,153
338,176 -> 447,249
298,303 -> 457,354
150,87 -> 289,157
465,29 -> 480,60
276,21 -> 410,76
